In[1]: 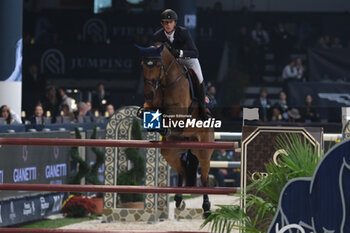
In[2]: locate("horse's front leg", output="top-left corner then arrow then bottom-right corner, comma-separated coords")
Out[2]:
161,148 -> 186,210
194,149 -> 213,218
137,101 -> 153,118
201,169 -> 211,218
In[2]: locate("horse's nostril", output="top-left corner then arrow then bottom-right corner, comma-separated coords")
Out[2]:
145,92 -> 154,100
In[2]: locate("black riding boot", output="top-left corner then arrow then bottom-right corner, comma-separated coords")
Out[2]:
198,83 -> 210,120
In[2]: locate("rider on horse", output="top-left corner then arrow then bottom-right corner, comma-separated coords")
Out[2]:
151,9 -> 209,119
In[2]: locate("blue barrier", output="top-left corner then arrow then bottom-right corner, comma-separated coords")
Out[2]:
0,125 -> 25,133
0,123 -> 107,133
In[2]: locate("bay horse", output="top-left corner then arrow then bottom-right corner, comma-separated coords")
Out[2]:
137,44 -> 215,216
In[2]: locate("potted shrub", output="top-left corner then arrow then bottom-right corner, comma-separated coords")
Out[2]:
201,134 -> 324,233
62,195 -> 96,218
117,118 -> 145,208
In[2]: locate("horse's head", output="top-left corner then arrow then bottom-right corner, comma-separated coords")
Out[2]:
136,44 -> 165,101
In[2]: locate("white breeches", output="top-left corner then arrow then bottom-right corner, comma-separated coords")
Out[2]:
178,58 -> 204,84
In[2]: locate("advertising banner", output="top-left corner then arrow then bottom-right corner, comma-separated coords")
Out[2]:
308,48 -> 350,82
0,132 -> 72,200
0,192 -> 66,227
24,45 -> 139,79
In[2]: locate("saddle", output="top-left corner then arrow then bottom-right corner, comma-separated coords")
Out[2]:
184,68 -> 199,116
184,68 -> 213,116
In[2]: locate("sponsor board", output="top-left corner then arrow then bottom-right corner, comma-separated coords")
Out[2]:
0,193 -> 67,227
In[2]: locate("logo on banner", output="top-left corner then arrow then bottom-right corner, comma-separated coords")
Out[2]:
23,202 -> 35,216
40,49 -> 65,74
52,194 -> 64,212
318,93 -> 350,105
143,110 -> 161,129
40,197 -> 50,216
83,18 -> 107,42
13,167 -> 37,183
45,163 -> 67,179
53,146 -> 60,159
184,14 -> 197,29
22,146 -> 28,162
9,202 -> 16,222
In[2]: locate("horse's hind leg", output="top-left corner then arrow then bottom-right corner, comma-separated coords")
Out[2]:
184,150 -> 199,187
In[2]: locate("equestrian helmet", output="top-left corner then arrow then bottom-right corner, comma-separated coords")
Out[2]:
161,9 -> 178,21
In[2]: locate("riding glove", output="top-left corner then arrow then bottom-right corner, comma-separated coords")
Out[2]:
169,47 -> 180,58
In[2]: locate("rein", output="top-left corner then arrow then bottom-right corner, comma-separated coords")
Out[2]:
143,53 -> 186,90
160,56 -> 186,89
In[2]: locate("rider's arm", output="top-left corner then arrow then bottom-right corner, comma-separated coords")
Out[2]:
179,27 -> 199,58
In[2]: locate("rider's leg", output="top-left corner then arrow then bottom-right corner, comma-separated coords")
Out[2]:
179,58 -> 209,119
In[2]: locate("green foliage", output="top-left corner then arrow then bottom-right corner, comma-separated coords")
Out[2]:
70,126 -> 105,186
87,127 -> 105,185
202,133 -> 323,233
70,128 -> 88,185
118,119 -> 145,203
20,215 -> 98,229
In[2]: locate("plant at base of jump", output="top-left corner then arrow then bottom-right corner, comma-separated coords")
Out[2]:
69,128 -> 89,185
117,118 -> 145,203
62,195 -> 96,218
69,126 -> 105,188
201,133 -> 323,233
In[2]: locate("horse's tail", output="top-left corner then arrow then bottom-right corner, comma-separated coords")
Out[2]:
181,150 -> 199,187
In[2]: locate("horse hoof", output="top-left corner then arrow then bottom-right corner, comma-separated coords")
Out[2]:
137,107 -> 144,119
202,201 -> 211,212
176,200 -> 186,210
203,211 -> 211,219
174,194 -> 182,208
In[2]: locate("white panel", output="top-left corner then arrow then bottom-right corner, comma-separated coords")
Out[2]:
0,81 -> 22,116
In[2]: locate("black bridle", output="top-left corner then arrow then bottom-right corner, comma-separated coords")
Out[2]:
142,53 -> 186,92
142,57 -> 165,90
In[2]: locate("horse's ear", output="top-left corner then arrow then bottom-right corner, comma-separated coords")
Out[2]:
135,44 -> 147,52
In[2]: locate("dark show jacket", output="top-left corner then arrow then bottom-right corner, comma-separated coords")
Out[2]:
151,26 -> 199,58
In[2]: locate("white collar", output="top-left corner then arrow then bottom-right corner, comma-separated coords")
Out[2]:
164,30 -> 175,43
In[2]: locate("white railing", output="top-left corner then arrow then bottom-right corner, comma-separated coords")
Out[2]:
215,132 -> 341,142
212,132 -> 342,168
